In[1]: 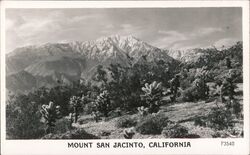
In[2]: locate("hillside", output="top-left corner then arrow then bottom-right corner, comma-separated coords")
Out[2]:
6,37 -> 243,140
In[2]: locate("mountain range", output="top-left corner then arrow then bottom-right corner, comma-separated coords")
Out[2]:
7,35 -> 241,94
6,35 -> 177,93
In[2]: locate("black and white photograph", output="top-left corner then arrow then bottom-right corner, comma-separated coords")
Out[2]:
1,1 -> 250,154
4,7 -> 245,140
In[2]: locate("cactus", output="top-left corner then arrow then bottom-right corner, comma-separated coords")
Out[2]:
123,127 -> 135,139
91,111 -> 101,122
68,113 -> 75,129
95,90 -> 111,117
69,95 -> 84,123
141,81 -> 163,113
193,67 -> 209,99
137,106 -> 149,116
40,101 -> 62,134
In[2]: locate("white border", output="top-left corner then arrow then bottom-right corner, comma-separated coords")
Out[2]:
1,1 -> 249,155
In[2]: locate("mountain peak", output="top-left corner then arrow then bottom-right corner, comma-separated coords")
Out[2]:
95,34 -> 140,44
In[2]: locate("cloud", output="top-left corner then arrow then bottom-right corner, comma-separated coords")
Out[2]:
68,14 -> 101,23
101,23 -> 143,37
6,10 -> 105,52
213,38 -> 238,48
152,30 -> 188,48
171,42 -> 204,50
191,27 -> 224,37
154,27 -> 225,49
5,8 -> 241,53
119,24 -> 142,35
100,24 -> 115,34
158,30 -> 187,41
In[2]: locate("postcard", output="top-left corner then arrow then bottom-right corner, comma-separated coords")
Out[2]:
1,1 -> 249,154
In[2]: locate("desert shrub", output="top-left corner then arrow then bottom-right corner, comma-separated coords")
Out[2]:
135,113 -> 171,135
212,128 -> 243,138
194,116 -> 207,127
6,98 -> 45,139
179,67 -> 210,102
212,132 -> 222,138
207,107 -> 234,130
99,130 -> 111,136
161,123 -> 189,138
195,99 -> 240,131
108,108 -> 122,119
194,106 -> 235,131
179,86 -> 197,102
91,111 -> 101,122
42,128 -> 100,139
54,117 -> 73,133
230,100 -> 243,118
77,116 -> 94,125
115,116 -> 137,128
83,102 -> 96,115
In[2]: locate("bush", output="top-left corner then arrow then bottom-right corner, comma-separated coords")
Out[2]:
161,123 -> 189,138
6,99 -> 45,139
115,116 -> 137,128
135,113 -> 171,135
194,107 -> 235,131
54,118 -> 73,134
180,86 -> 197,102
42,128 -> 100,139
77,117 -> 94,125
206,107 -> 234,130
194,116 -> 207,127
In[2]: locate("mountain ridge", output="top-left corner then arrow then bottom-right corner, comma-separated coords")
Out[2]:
6,35 -> 176,93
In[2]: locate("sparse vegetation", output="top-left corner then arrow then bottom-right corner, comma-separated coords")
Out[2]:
42,128 -> 100,139
6,42 -> 243,139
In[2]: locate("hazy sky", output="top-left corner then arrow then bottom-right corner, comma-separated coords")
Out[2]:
6,8 -> 242,53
